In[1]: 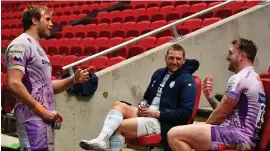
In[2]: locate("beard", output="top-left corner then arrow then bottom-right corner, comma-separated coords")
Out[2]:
228,61 -> 238,72
38,27 -> 50,39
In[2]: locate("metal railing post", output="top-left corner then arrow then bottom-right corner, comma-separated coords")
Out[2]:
172,25 -> 180,39
68,67 -> 74,76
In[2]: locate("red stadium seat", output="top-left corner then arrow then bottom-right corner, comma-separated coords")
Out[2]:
182,19 -> 202,31
128,45 -> 146,58
124,15 -> 136,22
151,20 -> 167,29
156,36 -> 173,46
61,55 -> 77,66
177,27 -> 192,35
99,30 -> 111,39
107,37 -> 123,47
49,55 -> 63,65
160,1 -> 175,8
106,56 -> 125,67
70,46 -> 84,56
151,13 -> 165,22
90,56 -> 108,71
135,21 -> 151,30
224,1 -> 244,13
121,22 -> 136,30
202,17 -> 221,26
96,23 -> 109,31
147,2 -> 161,8
83,46 -> 98,56
146,7 -> 160,16
111,30 -> 126,38
159,6 -> 174,17
156,29 -> 172,39
138,37 -> 156,50
98,45 -> 110,53
215,8 -> 234,19
110,47 -> 129,59
126,29 -> 140,38
136,14 -> 150,23
87,31 -> 98,39
93,37 -> 108,46
166,12 -> 181,22
108,22 -> 122,31
175,1 -> 189,6
194,17 -> 221,30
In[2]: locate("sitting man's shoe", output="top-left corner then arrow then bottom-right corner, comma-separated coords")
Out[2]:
79,139 -> 107,151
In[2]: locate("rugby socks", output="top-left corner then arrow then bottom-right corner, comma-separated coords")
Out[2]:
97,109 -> 123,141
110,135 -> 124,151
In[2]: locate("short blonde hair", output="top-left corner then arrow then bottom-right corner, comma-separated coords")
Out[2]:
166,44 -> 185,57
22,5 -> 52,31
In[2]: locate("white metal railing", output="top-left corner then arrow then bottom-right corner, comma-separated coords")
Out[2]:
63,0 -> 235,75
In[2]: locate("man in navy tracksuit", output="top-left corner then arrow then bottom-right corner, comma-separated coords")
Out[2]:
80,44 -> 199,151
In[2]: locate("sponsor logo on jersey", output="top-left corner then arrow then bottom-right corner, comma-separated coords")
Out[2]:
42,60 -> 51,66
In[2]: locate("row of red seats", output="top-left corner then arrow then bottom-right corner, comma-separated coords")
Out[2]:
92,3 -> 211,24
1,1 -> 95,20
40,36 -> 173,57
52,2 -> 118,16
91,1 -> 258,25
49,55 -> 125,77
2,19 -> 23,29
1,1 -> 115,14
54,18 -> 221,40
126,0 -> 222,9
126,0 -> 258,9
1,17 -> 220,48
51,14 -> 87,27
2,28 -> 24,41
2,14 -> 87,29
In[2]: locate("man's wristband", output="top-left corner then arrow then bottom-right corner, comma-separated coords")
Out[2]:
71,75 -> 76,84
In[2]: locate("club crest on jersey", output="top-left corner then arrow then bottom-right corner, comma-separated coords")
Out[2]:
169,81 -> 175,88
10,56 -> 23,62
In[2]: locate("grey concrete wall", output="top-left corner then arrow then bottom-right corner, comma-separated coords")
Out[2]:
54,4 -> 270,151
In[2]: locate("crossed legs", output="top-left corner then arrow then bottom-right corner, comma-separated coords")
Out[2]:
79,101 -> 139,151
167,124 -> 212,151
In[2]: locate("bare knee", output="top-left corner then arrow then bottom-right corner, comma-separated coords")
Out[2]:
167,127 -> 180,142
112,101 -> 124,109
112,101 -> 134,118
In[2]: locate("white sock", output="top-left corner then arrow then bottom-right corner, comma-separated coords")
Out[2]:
109,135 -> 124,151
96,109 -> 123,141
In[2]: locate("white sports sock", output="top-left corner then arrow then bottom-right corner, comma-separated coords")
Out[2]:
97,109 -> 123,141
109,135 -> 124,151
